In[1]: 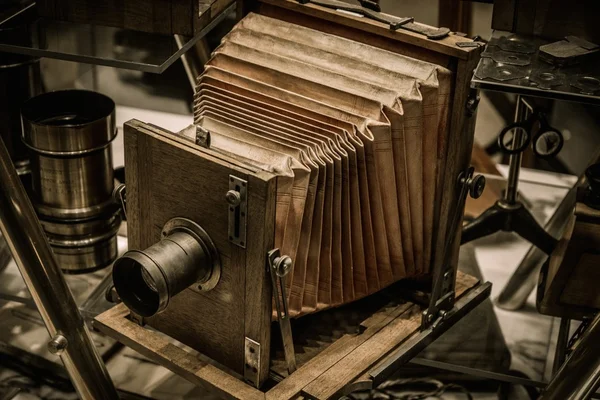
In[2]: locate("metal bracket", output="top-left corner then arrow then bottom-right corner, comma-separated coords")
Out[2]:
195,126 -> 211,149
268,249 -> 297,374
421,167 -> 485,330
244,337 -> 261,387
129,312 -> 145,327
227,175 -> 247,248
296,0 -> 450,38
112,184 -> 127,220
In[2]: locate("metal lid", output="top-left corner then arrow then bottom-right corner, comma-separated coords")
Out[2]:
21,90 -> 116,155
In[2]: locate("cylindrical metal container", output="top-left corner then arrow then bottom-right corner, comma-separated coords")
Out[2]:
40,211 -> 121,274
21,90 -> 117,219
21,90 -> 120,273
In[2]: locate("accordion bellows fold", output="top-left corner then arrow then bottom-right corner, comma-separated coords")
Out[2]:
191,13 -> 453,318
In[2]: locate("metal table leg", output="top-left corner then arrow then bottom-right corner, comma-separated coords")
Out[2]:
542,313 -> 600,400
0,135 -> 118,399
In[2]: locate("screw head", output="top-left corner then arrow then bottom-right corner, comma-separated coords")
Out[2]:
273,256 -> 293,277
48,334 -> 68,356
225,190 -> 241,207
469,174 -> 486,199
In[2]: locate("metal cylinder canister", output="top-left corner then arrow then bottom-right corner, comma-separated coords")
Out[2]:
21,90 -> 121,273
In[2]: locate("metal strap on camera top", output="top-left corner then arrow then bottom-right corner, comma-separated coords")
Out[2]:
268,249 -> 297,374
296,0 -> 450,39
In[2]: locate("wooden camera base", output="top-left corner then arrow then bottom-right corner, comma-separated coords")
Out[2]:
95,272 -> 490,400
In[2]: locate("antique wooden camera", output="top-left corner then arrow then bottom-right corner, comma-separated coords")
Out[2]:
96,1 -> 488,397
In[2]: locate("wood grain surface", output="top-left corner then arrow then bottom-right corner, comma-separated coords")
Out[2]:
124,120 -> 275,381
37,0 -> 235,35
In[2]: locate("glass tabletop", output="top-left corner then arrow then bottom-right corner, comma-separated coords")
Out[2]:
0,1 -> 235,73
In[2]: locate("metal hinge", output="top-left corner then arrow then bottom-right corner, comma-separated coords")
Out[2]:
227,175 -> 247,248
268,249 -> 297,374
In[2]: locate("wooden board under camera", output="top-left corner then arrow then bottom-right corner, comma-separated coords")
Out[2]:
123,120 -> 276,385
95,271 -> 489,400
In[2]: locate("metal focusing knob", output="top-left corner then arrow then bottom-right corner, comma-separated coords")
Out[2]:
225,190 -> 242,207
273,256 -> 293,277
463,174 -> 486,199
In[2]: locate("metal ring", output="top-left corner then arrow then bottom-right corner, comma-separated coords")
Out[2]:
498,124 -> 531,154
161,217 -> 221,291
532,128 -> 564,158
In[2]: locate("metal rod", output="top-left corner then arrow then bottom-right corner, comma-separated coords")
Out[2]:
542,313 -> 600,400
410,358 -> 546,389
174,36 -> 210,93
0,135 -> 118,399
553,318 -> 571,375
504,96 -> 529,204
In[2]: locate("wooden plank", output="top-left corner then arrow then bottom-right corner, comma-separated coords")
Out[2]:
87,0 -> 125,30
36,0 -> 57,19
438,0 -> 471,34
94,304 -> 265,400
301,272 -> 479,399
257,4 -> 451,67
491,0 -> 516,32
195,0 -> 236,34
244,173 -> 276,386
124,0 -> 154,32
258,0 -> 479,61
152,0 -> 173,35
172,0 -> 194,36
514,0 -> 537,36
431,56 -> 480,294
265,302 -> 414,400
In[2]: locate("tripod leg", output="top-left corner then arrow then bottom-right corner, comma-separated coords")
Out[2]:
461,204 -> 505,244
511,206 -> 558,254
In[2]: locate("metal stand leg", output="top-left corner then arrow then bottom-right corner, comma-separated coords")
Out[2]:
542,314 -> 600,400
0,135 -> 118,399
552,318 -> 570,375
496,174 -> 577,310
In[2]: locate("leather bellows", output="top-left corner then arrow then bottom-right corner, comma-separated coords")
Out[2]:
191,13 -> 453,318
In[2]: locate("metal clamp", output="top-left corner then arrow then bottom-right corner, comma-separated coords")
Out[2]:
421,167 -> 485,329
268,249 -> 297,374
228,175 -> 247,248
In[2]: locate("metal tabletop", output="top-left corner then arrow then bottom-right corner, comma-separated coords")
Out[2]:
472,31 -> 600,105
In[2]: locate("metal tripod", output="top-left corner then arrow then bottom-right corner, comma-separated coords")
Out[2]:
461,96 -> 558,254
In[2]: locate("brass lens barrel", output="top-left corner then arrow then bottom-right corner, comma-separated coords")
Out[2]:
113,218 -> 221,317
